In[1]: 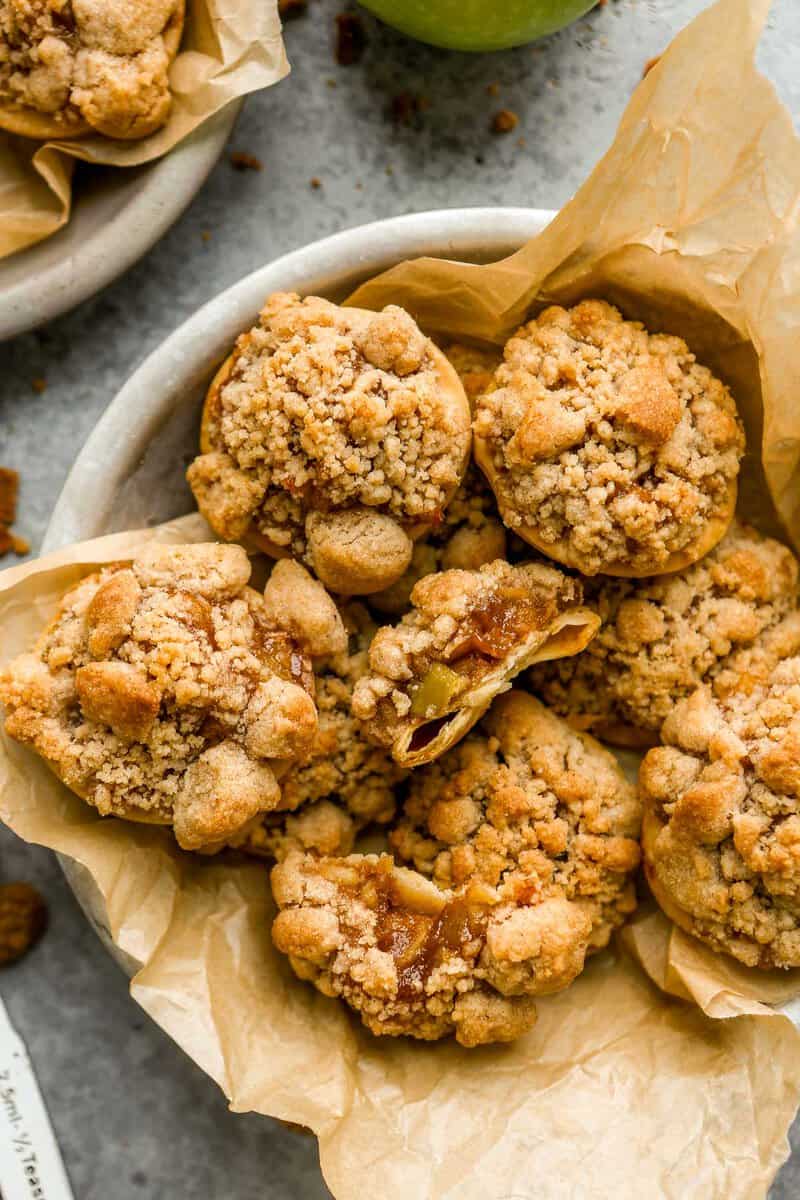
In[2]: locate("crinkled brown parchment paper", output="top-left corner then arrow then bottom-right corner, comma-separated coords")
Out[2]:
0,0 -> 288,259
3,1 -> 800,1197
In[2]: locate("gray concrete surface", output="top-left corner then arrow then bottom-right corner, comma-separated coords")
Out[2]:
1,1 -> 799,1196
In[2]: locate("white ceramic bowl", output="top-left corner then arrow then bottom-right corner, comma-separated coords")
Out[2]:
0,103 -> 240,342
41,205 -> 552,970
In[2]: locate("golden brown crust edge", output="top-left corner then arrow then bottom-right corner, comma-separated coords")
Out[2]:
474,433 -> 738,577
0,0 -> 185,142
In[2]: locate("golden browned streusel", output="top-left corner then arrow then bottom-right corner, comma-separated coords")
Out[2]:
271,691 -> 640,1045
0,544 -> 318,852
0,0 -> 183,140
641,650 -> 800,969
371,466 -> 507,615
473,300 -> 745,576
187,293 -> 472,595
531,522 -> 799,745
351,558 -> 600,766
241,570 -> 406,860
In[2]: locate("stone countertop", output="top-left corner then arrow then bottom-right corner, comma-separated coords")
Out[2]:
1,1 -> 799,1196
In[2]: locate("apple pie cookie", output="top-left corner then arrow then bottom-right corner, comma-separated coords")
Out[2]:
271,691 -> 640,1045
640,656 -> 800,969
0,0 -> 184,140
473,300 -> 745,576
531,522 -> 798,747
351,558 -> 600,767
240,561 -> 406,861
0,544 -> 318,852
187,293 -> 472,595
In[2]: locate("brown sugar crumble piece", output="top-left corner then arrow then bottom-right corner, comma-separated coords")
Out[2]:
530,522 -> 799,746
473,300 -> 745,576
240,566 -> 406,861
230,151 -> 263,172
0,882 -> 47,965
641,650 -> 800,970
271,691 -> 640,1045
0,543 -> 319,853
187,292 -> 471,596
0,0 -> 184,141
335,12 -> 366,66
309,176 -> 321,189
491,109 -> 519,134
351,558 -> 600,767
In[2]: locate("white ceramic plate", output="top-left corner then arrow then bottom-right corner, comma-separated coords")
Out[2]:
0,102 -> 240,342
41,205 -> 553,970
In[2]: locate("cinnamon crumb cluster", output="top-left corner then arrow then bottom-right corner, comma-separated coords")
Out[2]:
0,0 -> 182,139
473,300 -> 745,576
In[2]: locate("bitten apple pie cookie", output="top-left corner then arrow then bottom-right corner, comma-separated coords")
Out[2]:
640,656 -> 800,969
240,560 -> 406,861
531,522 -> 799,747
473,300 -> 745,576
351,559 -> 600,767
271,691 -> 640,1045
0,544 -> 318,852
187,293 -> 472,596
0,0 -> 184,140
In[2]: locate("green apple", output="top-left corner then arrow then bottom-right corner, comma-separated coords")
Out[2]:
358,0 -> 598,51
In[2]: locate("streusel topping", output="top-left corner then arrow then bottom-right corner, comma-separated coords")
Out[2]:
0,0 -> 180,139
242,594 -> 406,862
187,293 -> 471,593
371,466 -> 507,615
641,656 -> 800,969
0,544 -> 317,852
473,300 -> 745,575
531,522 -> 798,743
270,692 -> 639,1045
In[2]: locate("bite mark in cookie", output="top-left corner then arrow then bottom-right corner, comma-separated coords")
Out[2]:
473,300 -> 745,576
531,522 -> 799,745
271,691 -> 640,1044
351,558 -> 600,767
0,543 -> 317,852
187,293 -> 472,595
0,0 -> 184,140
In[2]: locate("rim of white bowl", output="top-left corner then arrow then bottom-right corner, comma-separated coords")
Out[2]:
43,205 -> 554,553
0,102 -> 241,342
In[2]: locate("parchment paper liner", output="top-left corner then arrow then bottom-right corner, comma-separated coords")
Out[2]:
0,0 -> 288,259
3,1 -> 800,1196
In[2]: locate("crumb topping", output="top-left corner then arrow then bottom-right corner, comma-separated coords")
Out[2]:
532,522 -> 798,741
270,692 -> 640,1045
641,650 -> 800,968
352,558 -> 591,755
187,293 -> 471,590
0,0 -> 180,139
371,465 -> 507,615
473,300 -> 745,575
0,543 -> 317,852
241,600 -> 406,861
